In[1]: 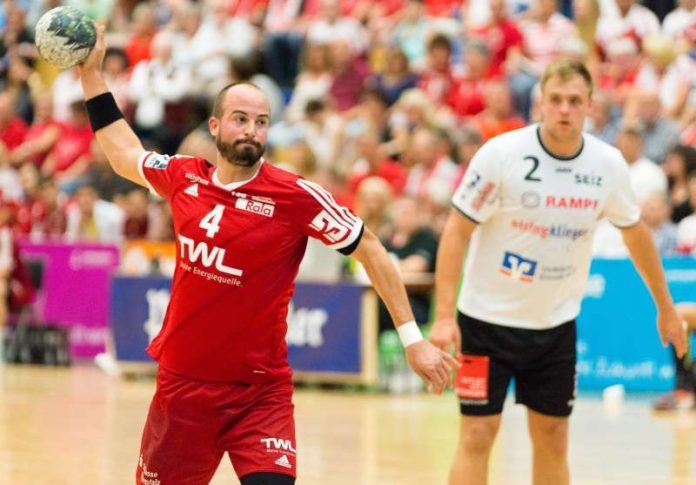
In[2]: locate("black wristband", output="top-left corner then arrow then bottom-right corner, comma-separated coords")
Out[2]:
85,92 -> 124,131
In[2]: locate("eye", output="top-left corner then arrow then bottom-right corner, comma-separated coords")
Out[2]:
256,118 -> 269,128
233,114 -> 248,124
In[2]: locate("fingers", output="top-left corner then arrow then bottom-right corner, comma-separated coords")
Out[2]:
453,325 -> 462,357
671,325 -> 688,358
442,351 -> 460,370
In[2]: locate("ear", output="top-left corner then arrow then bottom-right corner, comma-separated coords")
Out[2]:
208,116 -> 219,137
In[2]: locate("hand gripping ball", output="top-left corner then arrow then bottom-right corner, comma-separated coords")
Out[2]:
35,6 -> 97,69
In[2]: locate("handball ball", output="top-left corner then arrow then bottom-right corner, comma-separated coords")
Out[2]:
35,6 -> 96,69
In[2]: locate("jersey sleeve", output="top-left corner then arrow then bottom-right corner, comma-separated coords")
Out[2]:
603,154 -> 641,228
294,178 -> 364,255
451,140 -> 501,223
137,151 -> 185,199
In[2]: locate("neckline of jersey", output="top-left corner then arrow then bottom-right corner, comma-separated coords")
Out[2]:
535,125 -> 584,161
212,159 -> 265,191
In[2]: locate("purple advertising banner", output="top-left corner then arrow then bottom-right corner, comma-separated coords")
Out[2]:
19,241 -> 120,358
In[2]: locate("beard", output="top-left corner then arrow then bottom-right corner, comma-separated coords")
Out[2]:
216,135 -> 265,167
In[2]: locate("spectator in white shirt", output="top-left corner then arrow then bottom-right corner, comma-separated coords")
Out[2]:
676,173 -> 696,254
306,0 -> 367,53
596,0 -> 660,52
616,121 -> 668,203
662,0 -> 696,41
65,184 -> 125,244
128,31 -> 192,132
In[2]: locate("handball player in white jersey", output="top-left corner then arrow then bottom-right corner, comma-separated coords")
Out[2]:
77,26 -> 457,485
430,59 -> 688,485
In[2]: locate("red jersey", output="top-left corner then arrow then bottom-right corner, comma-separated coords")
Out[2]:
138,153 -> 364,382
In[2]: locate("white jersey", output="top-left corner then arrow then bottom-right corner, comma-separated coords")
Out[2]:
452,124 -> 640,330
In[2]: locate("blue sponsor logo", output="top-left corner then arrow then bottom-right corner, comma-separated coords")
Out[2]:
499,251 -> 537,283
144,154 -> 171,169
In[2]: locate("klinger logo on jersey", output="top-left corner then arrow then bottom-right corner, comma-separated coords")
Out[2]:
546,196 -> 598,210
235,197 -> 275,217
499,251 -> 537,283
261,437 -> 297,454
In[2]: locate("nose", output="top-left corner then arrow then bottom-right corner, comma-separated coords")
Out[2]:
243,120 -> 257,137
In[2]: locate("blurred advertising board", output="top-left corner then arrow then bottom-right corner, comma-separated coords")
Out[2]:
578,258 -> 696,391
110,276 -> 378,384
19,241 -> 120,358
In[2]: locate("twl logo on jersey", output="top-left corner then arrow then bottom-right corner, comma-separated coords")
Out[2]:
499,251 -> 538,283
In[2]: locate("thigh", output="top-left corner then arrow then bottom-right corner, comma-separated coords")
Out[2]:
222,379 -> 297,479
515,322 -> 577,417
137,368 -> 224,485
457,313 -> 513,416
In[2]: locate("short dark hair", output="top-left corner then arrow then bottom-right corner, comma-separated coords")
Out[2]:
541,59 -> 593,96
212,82 -> 264,119
668,144 -> 696,174
428,33 -> 451,53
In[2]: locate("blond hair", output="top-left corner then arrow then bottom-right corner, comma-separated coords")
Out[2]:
540,59 -> 593,96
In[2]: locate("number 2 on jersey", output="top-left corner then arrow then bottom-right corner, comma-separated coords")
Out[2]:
524,156 -> 542,182
199,205 -> 225,238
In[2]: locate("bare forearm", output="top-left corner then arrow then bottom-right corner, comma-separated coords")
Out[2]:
352,229 -> 414,325
622,222 -> 673,311
434,215 -> 471,320
78,26 -> 146,186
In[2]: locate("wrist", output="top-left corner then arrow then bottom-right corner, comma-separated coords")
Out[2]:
397,320 -> 423,348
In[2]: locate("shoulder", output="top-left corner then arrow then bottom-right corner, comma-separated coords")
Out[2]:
260,161 -> 303,188
483,125 -> 537,156
142,152 -> 212,172
582,132 -> 624,165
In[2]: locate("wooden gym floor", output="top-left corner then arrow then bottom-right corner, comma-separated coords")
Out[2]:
0,365 -> 694,485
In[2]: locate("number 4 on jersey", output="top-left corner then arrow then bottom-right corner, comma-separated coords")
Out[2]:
200,205 -> 225,238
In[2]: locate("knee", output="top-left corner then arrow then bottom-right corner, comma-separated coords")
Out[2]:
459,419 -> 499,456
530,419 -> 568,453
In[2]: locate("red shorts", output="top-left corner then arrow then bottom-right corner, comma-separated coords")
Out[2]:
136,367 -> 296,484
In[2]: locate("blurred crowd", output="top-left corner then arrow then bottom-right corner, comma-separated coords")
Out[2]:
1,0 -> 696,270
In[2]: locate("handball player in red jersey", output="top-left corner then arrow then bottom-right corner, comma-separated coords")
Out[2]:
78,25 -> 458,485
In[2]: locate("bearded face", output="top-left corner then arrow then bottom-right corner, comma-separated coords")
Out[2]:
216,135 -> 265,167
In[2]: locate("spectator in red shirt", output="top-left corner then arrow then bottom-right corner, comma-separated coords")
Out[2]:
123,3 -> 158,70
9,93 -> 61,167
0,92 -> 27,158
41,101 -> 95,191
472,80 -> 526,140
418,33 -> 456,106
348,131 -> 407,196
447,39 -> 499,119
468,0 -> 524,77
329,38 -> 371,112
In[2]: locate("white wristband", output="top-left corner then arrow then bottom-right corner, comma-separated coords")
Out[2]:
397,321 -> 423,348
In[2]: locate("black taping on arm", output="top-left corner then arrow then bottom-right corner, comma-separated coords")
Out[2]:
85,92 -> 124,132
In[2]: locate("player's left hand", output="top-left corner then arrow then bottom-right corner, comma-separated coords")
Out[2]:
405,340 -> 460,395
657,305 -> 688,358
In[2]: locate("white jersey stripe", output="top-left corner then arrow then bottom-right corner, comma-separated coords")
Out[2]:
297,179 -> 358,224
296,179 -> 356,230
298,179 -> 359,227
